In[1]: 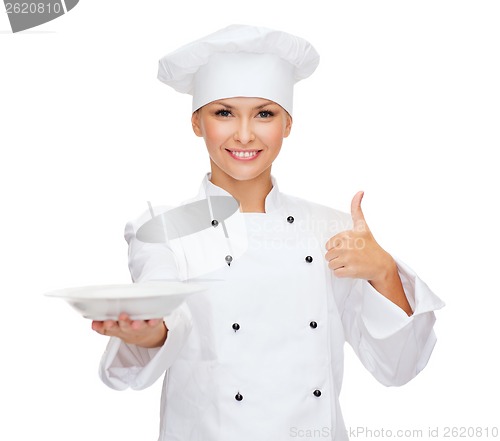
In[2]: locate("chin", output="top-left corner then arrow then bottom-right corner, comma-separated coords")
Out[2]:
210,158 -> 273,183
233,163 -> 275,179
228,171 -> 264,182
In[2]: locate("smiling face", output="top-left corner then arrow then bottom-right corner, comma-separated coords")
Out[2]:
191,97 -> 292,187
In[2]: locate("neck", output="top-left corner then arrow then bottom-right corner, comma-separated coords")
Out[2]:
209,165 -> 273,213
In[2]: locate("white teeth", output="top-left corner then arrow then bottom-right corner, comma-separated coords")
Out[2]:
230,150 -> 258,158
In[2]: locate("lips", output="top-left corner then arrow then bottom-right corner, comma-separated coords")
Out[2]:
226,149 -> 262,160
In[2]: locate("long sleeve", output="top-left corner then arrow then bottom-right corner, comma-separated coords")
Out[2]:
338,257 -> 445,386
99,304 -> 192,390
98,211 -> 193,390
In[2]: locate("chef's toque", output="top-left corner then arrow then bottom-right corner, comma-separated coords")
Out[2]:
157,24 -> 320,116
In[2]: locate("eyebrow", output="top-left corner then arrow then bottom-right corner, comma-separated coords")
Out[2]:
254,101 -> 276,110
212,100 -> 277,110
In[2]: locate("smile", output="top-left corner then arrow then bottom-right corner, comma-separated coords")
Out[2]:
226,149 -> 262,160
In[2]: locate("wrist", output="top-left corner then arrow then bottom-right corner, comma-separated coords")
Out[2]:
368,256 -> 412,316
369,253 -> 398,286
138,323 -> 168,348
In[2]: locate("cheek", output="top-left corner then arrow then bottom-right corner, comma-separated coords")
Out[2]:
204,123 -> 231,145
258,124 -> 286,147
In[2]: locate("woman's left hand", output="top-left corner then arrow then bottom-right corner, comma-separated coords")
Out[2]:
325,192 -> 412,315
324,191 -> 397,284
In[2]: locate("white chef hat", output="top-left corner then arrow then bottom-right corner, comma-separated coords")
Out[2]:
157,24 -> 320,116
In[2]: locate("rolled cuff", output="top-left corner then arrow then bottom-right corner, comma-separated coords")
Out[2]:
360,257 -> 445,339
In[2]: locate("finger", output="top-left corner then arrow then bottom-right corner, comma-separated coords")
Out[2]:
118,313 -> 132,331
118,312 -> 131,322
91,321 -> 104,333
325,248 -> 341,262
325,234 -> 343,251
102,319 -> 117,329
328,259 -> 345,272
91,320 -> 116,337
101,320 -> 118,334
332,266 -> 351,278
131,320 -> 148,331
351,191 -> 367,231
147,319 -> 162,327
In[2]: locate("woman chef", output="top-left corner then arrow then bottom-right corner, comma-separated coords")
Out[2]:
92,25 -> 444,440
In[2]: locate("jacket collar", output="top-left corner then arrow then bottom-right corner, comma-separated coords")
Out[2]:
197,172 -> 283,213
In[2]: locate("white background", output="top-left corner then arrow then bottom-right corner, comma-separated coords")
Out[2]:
1,1 -> 499,440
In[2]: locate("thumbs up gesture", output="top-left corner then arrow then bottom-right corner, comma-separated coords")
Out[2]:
325,192 -> 413,315
325,191 -> 395,283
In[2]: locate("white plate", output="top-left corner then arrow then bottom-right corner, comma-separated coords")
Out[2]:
44,281 -> 208,320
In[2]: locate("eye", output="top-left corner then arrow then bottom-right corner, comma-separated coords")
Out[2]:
257,110 -> 274,118
215,109 -> 232,117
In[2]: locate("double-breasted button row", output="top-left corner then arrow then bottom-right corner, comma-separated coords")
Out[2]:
234,390 -> 322,401
215,214 -> 295,225
227,214 -> 322,404
211,218 -> 232,266
222,215 -> 308,265
286,215 -> 314,264
210,218 -> 232,266
225,254 -> 314,267
231,322 -> 316,331
224,246 -> 312,268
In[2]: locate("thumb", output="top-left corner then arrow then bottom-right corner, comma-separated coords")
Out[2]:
351,191 -> 367,230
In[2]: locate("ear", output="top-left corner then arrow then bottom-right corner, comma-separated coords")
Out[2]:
191,111 -> 203,137
283,113 -> 293,138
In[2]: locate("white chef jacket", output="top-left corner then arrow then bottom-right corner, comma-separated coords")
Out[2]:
99,173 -> 444,441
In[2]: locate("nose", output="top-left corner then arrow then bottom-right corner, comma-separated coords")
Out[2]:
233,119 -> 255,145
